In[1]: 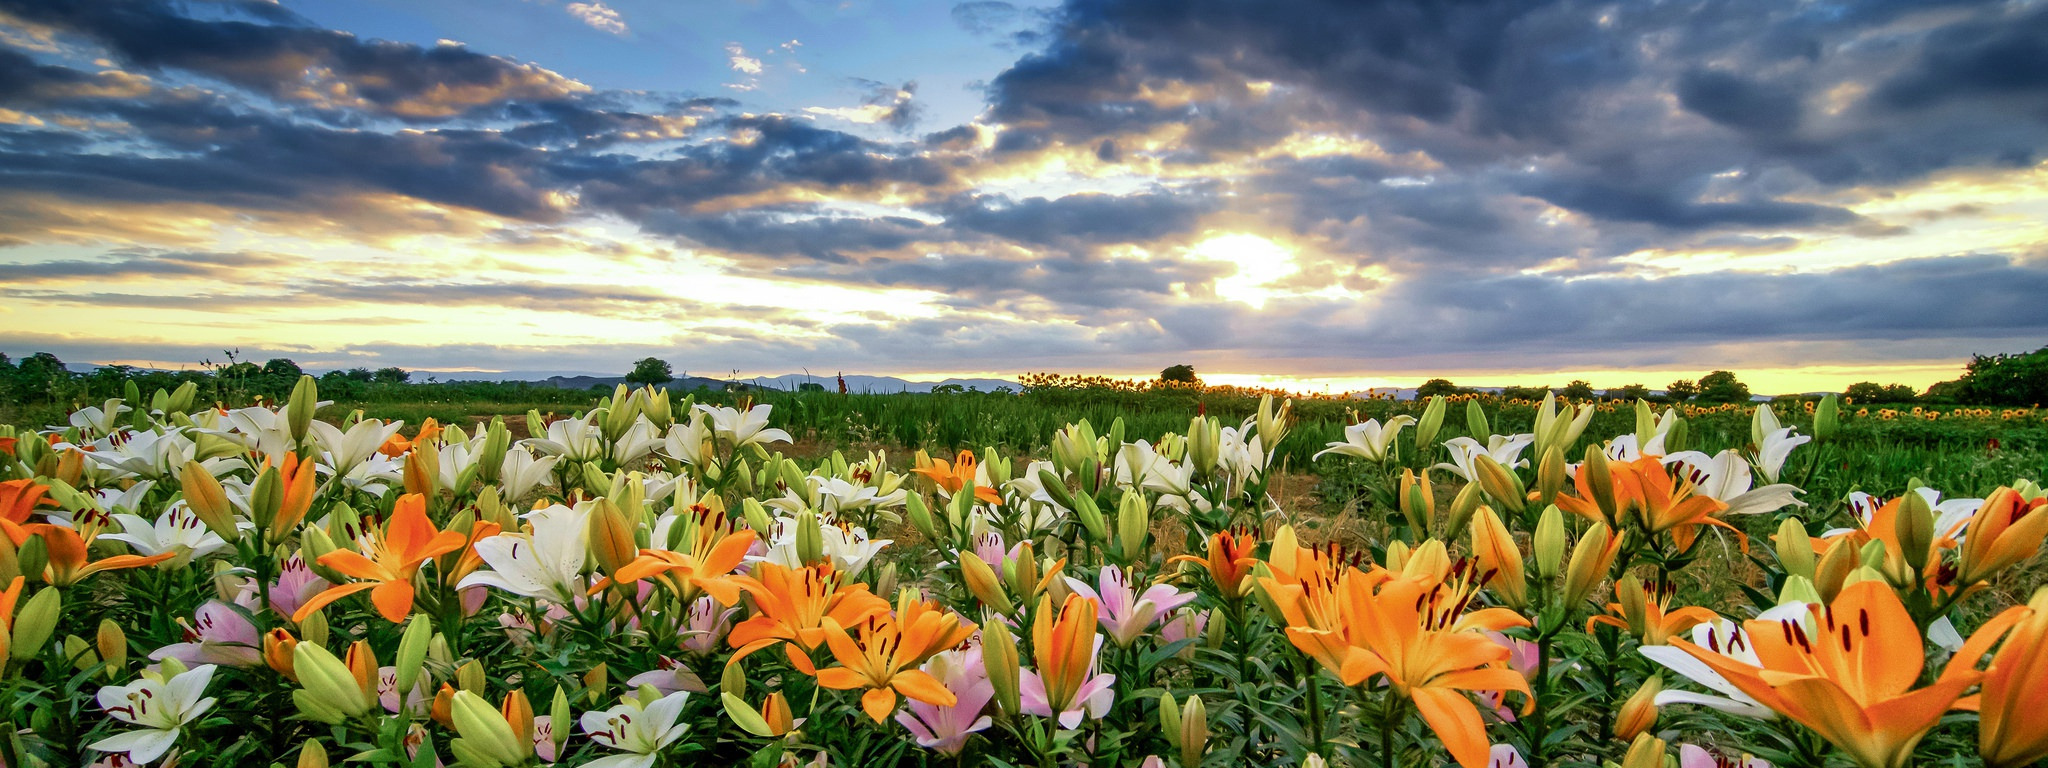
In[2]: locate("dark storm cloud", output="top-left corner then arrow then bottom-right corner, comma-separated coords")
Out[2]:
647,207 -> 935,262
0,0 -> 586,120
933,190 -> 1216,247
781,252 -> 1229,311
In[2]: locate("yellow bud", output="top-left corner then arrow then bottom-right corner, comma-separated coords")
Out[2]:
982,616 -> 1022,717
1620,733 -> 1667,768
1563,524 -> 1618,605
1814,536 -> 1858,602
959,553 -> 1014,615
96,618 -> 127,673
178,460 -> 242,542
1614,676 -> 1660,741
587,499 -> 638,581
297,739 -> 329,768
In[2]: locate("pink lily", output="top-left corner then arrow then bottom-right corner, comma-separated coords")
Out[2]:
895,645 -> 995,755
1063,566 -> 1195,646
150,600 -> 259,668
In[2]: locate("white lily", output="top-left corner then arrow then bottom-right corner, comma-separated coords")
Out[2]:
660,414 -> 713,466
1664,450 -> 1805,517
608,418 -> 665,467
323,453 -> 403,496
754,518 -> 892,575
498,446 -> 562,502
580,690 -> 692,768
102,504 -> 231,560
1753,427 -> 1810,484
694,403 -> 793,450
527,412 -> 606,464
90,662 -> 218,764
1314,416 -> 1417,463
1434,434 -> 1535,481
457,502 -> 593,604
70,399 -> 133,436
308,419 -> 405,477
1831,489 -> 1981,540
1639,602 -> 1809,720
1635,405 -> 1681,455
1216,425 -> 1267,488
83,428 -> 206,482
220,406 -> 298,466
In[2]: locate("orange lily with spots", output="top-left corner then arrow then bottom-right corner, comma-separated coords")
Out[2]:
607,505 -> 755,605
1560,456 -> 1740,552
0,479 -> 54,525
1260,563 -> 1531,768
0,520 -> 174,587
1957,487 -> 2048,586
1588,574 -> 1719,645
727,561 -> 890,673
293,493 -> 468,623
913,452 -> 1001,506
378,418 -> 443,458
1960,587 -> 2048,768
816,591 -> 977,722
1171,527 -> 1259,599
1669,581 -> 2020,768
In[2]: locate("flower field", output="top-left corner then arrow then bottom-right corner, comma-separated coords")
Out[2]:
0,378 -> 2045,768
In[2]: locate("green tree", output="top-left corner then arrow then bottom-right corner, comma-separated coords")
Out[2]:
1416,378 -> 1462,398
1605,383 -> 1651,401
626,357 -> 675,387
1695,370 -> 1752,403
372,366 -> 411,385
1665,379 -> 1699,402
13,352 -> 71,402
1561,380 -> 1596,400
1845,382 -> 1919,404
1955,345 -> 2048,405
1159,364 -> 1198,384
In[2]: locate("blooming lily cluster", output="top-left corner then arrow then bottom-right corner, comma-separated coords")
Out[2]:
0,382 -> 2041,768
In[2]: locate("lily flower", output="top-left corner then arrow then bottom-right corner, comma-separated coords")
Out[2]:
1558,456 -> 1739,553
458,502 -> 592,605
1434,434 -> 1535,482
90,660 -> 218,764
660,413 -> 713,467
680,595 -> 738,656
1313,416 -> 1417,463
0,479 -> 55,524
728,562 -> 891,673
102,504 -> 232,562
1664,449 -> 1805,517
579,690 -> 692,768
1679,745 -> 1770,768
896,645 -> 995,755
1170,528 -> 1260,599
1063,566 -> 1195,646
1639,604 -> 1811,719
695,403 -> 793,450
308,419 -> 406,477
1964,587 -> 2048,768
1019,594 -> 1117,729
0,521 -> 175,587
1668,581 -> 2015,768
263,552 -> 331,618
497,446 -> 562,503
70,400 -> 132,436
610,504 -> 755,605
1753,427 -> 1810,484
293,493 -> 468,623
527,412 -> 607,464
151,599 -> 260,668
1589,575 -> 1719,646
913,452 -> 1001,505
817,592 -> 976,722
754,517 -> 892,576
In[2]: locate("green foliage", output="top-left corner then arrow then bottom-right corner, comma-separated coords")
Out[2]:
1416,378 -> 1464,398
1665,379 -> 1697,402
626,357 -> 674,387
1561,380 -> 1595,400
1956,345 -> 2048,405
1845,381 -> 1920,404
1694,370 -> 1751,403
1159,364 -> 1198,384
1603,383 -> 1650,401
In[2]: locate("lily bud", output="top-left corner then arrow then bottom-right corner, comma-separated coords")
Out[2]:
982,616 -> 1022,717
905,494 -> 938,540
432,683 -> 457,727
1116,490 -> 1149,563
583,662 -> 609,704
742,498 -> 774,537
1158,691 -> 1180,737
344,640 -> 378,703
300,607 -> 329,646
297,739 -> 329,768
1445,482 -> 1484,539
1188,416 -> 1220,475
1383,540 -> 1411,573
502,690 -> 535,755
249,465 -> 285,536
1811,537 -> 1856,603
168,380 -> 198,414
794,511 -> 825,566
1614,676 -> 1660,741
458,658 -> 486,693
292,642 -> 372,723
299,529 -> 347,585
1777,575 -> 1823,606
13,536 -> 43,585
550,685 -> 572,750
1563,524 -> 1617,606
588,498 -> 638,581
65,635 -> 95,672
287,375 -> 319,445
1582,446 -> 1617,525
960,553 -> 1014,615
265,628 -> 299,680
1612,573 -> 1648,637
395,615 -> 432,709
96,619 -> 126,673
1533,505 -> 1566,580
1472,454 -> 1526,517
1896,490 -> 1936,574
1399,468 -> 1434,537
1814,394 -> 1839,442
875,562 -> 898,596
1466,400 -> 1491,439
1178,695 -> 1209,768
179,460 -> 242,542
1414,394 -> 1447,449
1471,506 -> 1526,609
1620,733 -> 1667,768
1774,518 -> 1816,579
477,419 -> 512,485
404,438 -> 440,497
450,690 -> 527,766
11,587 -> 58,663
1072,492 -> 1108,544
1535,446 -> 1566,509
723,691 -> 776,737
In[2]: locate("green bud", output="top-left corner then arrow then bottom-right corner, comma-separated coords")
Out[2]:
1072,492 -> 1108,544
179,460 -> 243,543
287,375 -> 319,445
794,511 -> 824,566
1533,505 -> 1566,580
1466,400 -> 1491,440
1814,394 -> 1839,442
1415,394 -> 1448,450
1774,518 -> 1816,580
395,615 -> 433,708
1895,490 -> 1935,574
292,642 -> 371,722
450,690 -> 525,766
14,536 -> 46,586
11,587 -> 58,662
1116,491 -> 1149,564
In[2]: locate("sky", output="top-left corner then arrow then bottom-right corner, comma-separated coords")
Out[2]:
0,0 -> 2045,394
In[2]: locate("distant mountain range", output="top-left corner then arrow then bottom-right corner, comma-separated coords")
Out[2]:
529,373 -> 1019,394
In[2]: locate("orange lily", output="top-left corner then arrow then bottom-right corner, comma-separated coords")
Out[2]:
1171,527 -> 1260,598
913,452 -> 1001,506
442,518 -> 504,587
1669,581 -> 2020,768
265,452 -> 319,537
378,418 -> 442,458
1957,487 -> 2048,586
1587,574 -> 1719,645
816,591 -> 976,722
0,436 -> 16,456
1024,593 -> 1117,728
1962,587 -> 2048,768
1559,456 -> 1739,552
1259,564 -> 1531,768
0,479 -> 54,525
728,561 -> 890,673
0,521 -> 174,586
293,493 -> 468,623
608,505 -> 755,605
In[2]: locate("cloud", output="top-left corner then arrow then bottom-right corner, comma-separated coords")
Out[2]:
566,2 -> 628,35
803,81 -> 919,131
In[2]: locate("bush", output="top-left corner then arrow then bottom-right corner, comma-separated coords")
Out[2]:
1955,345 -> 2048,405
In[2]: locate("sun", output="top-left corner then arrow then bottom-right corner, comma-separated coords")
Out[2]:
1187,232 -> 1298,308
